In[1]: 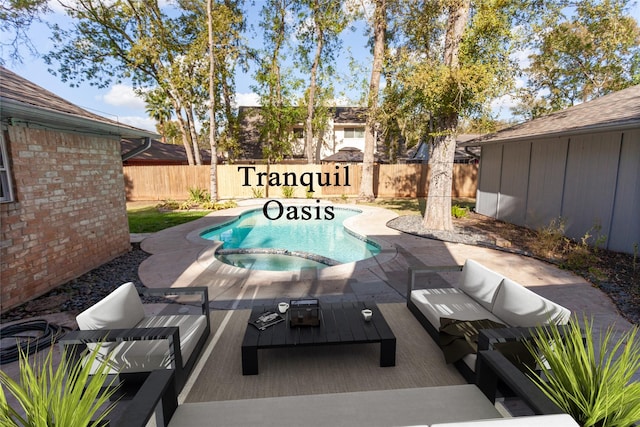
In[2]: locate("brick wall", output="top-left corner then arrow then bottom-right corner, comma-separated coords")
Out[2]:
0,126 -> 131,312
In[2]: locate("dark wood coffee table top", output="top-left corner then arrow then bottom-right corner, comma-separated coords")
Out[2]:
241,301 -> 396,375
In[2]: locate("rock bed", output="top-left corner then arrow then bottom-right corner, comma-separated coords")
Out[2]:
1,243 -> 153,323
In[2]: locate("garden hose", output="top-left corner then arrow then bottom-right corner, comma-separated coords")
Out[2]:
0,319 -> 70,364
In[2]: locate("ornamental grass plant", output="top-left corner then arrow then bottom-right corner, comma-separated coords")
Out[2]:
524,317 -> 640,427
0,343 -> 120,427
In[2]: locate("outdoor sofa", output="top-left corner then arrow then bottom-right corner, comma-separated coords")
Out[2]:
406,259 -> 572,381
110,350 -> 578,427
59,282 -> 210,393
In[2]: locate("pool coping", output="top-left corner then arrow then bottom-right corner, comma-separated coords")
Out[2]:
139,201 -> 400,286
188,201 -> 398,272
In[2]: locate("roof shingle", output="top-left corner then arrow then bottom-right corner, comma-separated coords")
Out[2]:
466,85 -> 640,145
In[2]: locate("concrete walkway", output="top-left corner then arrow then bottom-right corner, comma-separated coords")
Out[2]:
137,201 -> 635,352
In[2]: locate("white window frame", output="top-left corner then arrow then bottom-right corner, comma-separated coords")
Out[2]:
0,131 -> 15,203
344,127 -> 365,139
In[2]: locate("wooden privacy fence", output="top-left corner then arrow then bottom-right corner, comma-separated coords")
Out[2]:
123,163 -> 478,201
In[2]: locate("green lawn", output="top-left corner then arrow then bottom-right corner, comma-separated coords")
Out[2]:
128,206 -> 210,233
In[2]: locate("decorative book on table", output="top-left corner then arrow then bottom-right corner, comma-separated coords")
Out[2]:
250,311 -> 284,330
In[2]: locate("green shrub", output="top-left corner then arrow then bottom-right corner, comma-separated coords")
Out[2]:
187,187 -> 210,204
251,187 -> 264,198
157,200 -> 180,210
281,186 -> 295,198
565,225 -> 606,271
451,204 -> 469,218
532,217 -> 568,259
179,201 -> 195,210
525,317 -> 640,427
201,200 -> 238,210
0,343 -> 120,427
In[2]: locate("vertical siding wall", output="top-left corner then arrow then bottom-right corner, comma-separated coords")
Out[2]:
0,126 -> 130,312
476,128 -> 640,254
123,163 -> 478,200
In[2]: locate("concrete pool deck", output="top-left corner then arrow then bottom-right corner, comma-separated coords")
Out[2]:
137,201 -> 635,345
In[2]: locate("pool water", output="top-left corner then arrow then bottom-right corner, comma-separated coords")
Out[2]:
200,207 -> 380,271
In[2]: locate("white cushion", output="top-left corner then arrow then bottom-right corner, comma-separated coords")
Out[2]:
88,314 -> 207,374
431,414 -> 579,426
457,260 -> 504,311
76,282 -> 145,330
491,278 -> 571,328
410,288 -> 503,329
76,282 -> 145,355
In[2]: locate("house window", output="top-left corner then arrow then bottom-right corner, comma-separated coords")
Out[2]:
0,132 -> 14,203
293,128 -> 304,139
344,127 -> 364,138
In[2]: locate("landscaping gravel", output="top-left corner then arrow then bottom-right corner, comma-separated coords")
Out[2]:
1,243 -> 151,323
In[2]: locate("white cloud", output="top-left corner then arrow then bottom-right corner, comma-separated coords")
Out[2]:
100,84 -> 146,110
234,92 -> 261,107
118,116 -> 157,133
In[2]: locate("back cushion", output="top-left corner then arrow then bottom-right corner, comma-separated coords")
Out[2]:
77,282 -> 145,331
492,278 -> 571,327
457,259 -> 505,311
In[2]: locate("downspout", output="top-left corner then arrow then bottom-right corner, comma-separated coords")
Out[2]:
122,137 -> 152,162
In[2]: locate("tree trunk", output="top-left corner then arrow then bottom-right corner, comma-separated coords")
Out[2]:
359,0 -> 386,201
422,0 -> 470,230
305,3 -> 324,165
174,114 -> 195,166
207,0 -> 218,201
422,115 -> 458,230
186,108 -> 202,165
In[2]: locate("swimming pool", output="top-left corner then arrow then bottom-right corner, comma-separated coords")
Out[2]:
200,207 -> 381,271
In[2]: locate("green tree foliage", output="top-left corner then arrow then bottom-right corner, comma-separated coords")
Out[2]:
145,88 -> 174,145
388,0 -> 523,230
295,0 -> 350,164
44,0 -> 245,170
523,0 -> 640,116
253,0 -> 304,164
0,0 -> 49,64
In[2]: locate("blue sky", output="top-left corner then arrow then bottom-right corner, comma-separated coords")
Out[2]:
5,1 -> 372,132
5,1 -> 640,133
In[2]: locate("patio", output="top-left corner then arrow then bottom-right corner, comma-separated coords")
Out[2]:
2,202 -> 637,425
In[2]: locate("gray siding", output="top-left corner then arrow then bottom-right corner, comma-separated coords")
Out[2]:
497,142 -> 531,225
475,128 -> 639,254
476,144 -> 502,218
525,138 -> 568,227
561,132 -> 621,245
608,129 -> 640,253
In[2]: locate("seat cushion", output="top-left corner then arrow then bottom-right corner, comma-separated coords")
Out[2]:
76,282 -> 146,355
88,314 -> 208,374
491,278 -> 571,328
76,282 -> 145,330
431,413 -> 579,426
410,288 -> 503,330
457,260 -> 505,312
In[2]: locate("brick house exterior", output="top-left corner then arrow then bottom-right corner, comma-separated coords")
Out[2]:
0,67 -> 158,312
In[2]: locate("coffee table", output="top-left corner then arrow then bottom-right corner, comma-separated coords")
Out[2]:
241,301 -> 396,375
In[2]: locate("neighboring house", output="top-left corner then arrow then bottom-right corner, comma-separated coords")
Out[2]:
404,134 -> 481,164
321,147 -> 384,164
121,138 -> 211,166
237,106 -> 381,162
464,85 -> 640,255
0,67 -> 158,312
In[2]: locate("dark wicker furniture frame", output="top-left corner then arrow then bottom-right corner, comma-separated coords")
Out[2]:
58,286 -> 210,393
